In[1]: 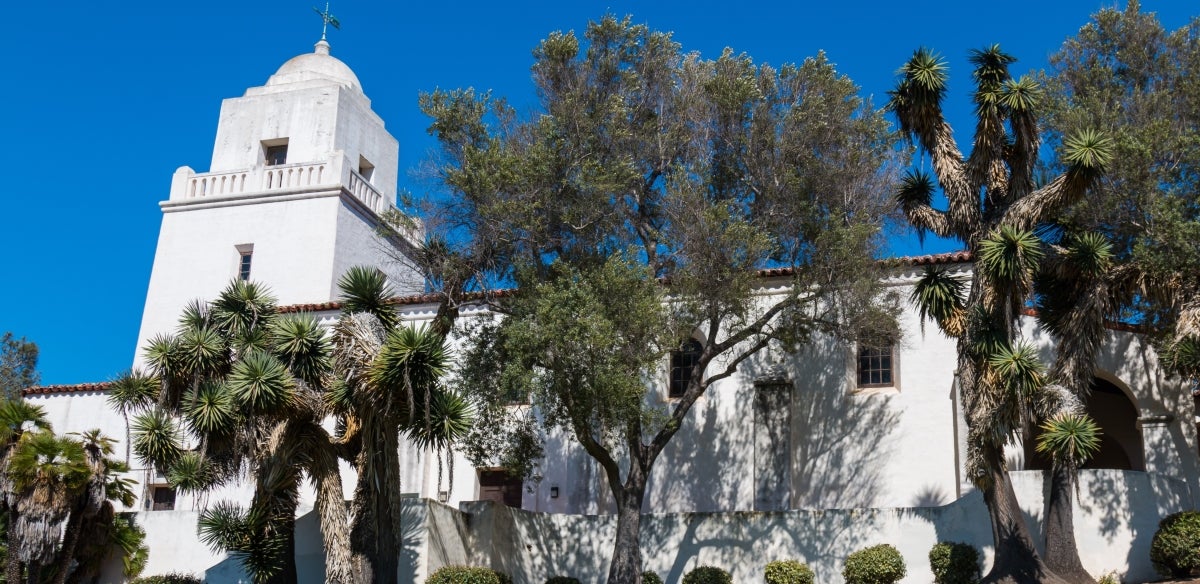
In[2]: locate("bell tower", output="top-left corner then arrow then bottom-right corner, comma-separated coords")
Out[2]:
134,39 -> 420,366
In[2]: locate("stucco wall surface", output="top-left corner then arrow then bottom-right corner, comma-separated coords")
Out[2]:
407,469 -> 1190,584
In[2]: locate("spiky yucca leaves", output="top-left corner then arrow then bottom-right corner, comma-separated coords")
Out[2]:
1037,413 -> 1102,472
211,280 -> 278,347
130,408 -> 183,470
338,266 -> 399,329
370,325 -> 449,419
167,451 -> 216,495
270,314 -> 332,388
227,352 -> 296,415
108,370 -> 158,416
199,502 -> 288,584
911,268 -> 967,337
183,381 -> 237,437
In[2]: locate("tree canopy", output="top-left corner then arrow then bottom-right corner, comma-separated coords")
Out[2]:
0,333 -> 39,400
418,15 -> 905,584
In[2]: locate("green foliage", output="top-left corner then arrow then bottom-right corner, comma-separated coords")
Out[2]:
131,408 -> 183,468
198,502 -> 287,583
682,565 -> 732,584
0,332 -> 39,400
764,559 -> 815,584
426,565 -> 509,584
130,574 -> 205,584
1096,571 -> 1120,584
544,577 -> 581,584
1036,412 -> 1102,469
642,571 -> 664,584
910,268 -> 965,336
227,351 -> 296,413
108,369 -> 159,415
928,542 -> 980,584
427,14 -> 901,579
1150,511 -> 1200,578
337,266 -> 398,329
843,544 -> 907,584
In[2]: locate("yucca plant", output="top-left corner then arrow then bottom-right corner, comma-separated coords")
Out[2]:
889,42 -> 1111,584
124,279 -> 355,584
330,266 -> 473,584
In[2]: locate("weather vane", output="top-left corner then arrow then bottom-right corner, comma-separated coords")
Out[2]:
313,2 -> 341,41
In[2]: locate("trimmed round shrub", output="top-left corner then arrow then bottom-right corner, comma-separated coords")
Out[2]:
765,559 -> 814,584
929,542 -> 980,584
545,578 -> 581,584
843,544 -> 907,584
1151,511 -> 1200,578
643,571 -> 664,584
427,565 -> 508,584
130,575 -> 204,584
682,565 -> 732,584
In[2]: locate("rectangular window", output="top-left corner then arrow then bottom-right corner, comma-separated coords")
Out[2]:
358,155 -> 375,181
264,139 -> 289,166
857,345 -> 894,388
669,339 -> 703,398
238,250 -> 253,281
150,486 -> 176,511
477,469 -> 523,508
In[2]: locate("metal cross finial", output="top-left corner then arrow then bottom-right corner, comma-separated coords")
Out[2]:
313,2 -> 341,41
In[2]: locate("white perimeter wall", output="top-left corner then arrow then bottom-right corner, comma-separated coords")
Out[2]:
412,469 -> 1191,584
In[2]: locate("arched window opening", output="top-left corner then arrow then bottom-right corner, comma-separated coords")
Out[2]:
1025,377 -> 1145,471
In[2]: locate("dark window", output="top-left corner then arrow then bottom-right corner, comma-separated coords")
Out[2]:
265,144 -> 288,166
477,469 -> 522,508
238,251 -> 253,281
669,339 -> 703,398
150,486 -> 176,511
857,345 -> 894,388
358,155 -> 375,180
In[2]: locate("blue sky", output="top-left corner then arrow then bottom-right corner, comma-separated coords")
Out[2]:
2,0 -> 1195,385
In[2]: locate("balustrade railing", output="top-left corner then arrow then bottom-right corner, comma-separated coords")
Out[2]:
175,160 -> 393,216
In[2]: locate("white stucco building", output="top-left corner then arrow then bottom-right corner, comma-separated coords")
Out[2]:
23,37 -> 1200,584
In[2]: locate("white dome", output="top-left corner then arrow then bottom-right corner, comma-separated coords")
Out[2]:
265,40 -> 362,92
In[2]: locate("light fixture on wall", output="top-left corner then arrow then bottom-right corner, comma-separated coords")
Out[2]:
550,486 -> 559,499
438,490 -> 449,502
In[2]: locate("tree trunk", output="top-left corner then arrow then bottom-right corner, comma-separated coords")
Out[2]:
263,515 -> 299,584
1043,466 -> 1095,583
50,505 -> 86,584
350,420 -> 401,584
980,449 -> 1069,584
6,513 -> 22,584
606,474 -> 647,584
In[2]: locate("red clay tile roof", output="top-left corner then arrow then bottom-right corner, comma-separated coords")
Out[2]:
25,251 -> 983,396
281,251 -> 977,313
22,382 -> 112,397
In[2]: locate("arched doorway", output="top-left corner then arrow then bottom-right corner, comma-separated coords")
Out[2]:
1025,377 -> 1145,471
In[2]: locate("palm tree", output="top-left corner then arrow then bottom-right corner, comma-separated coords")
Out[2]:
890,45 -> 1111,584
5,431 -> 89,583
49,429 -> 139,584
120,280 -> 354,584
330,267 -> 472,584
0,400 -> 51,584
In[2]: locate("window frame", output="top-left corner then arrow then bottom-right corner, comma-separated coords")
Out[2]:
668,338 -> 704,399
852,343 -> 899,394
262,138 -> 289,167
235,244 -> 254,281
